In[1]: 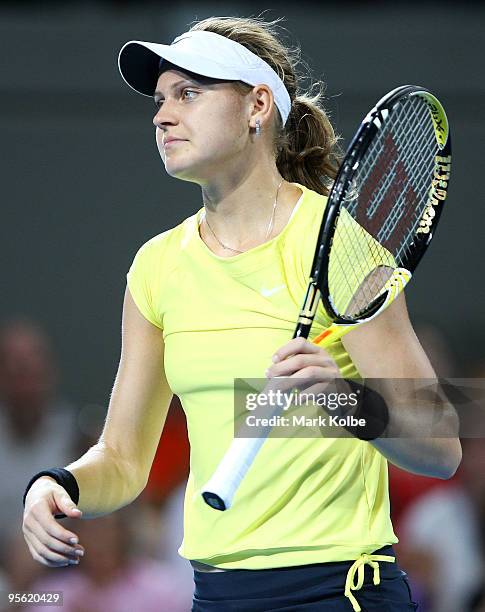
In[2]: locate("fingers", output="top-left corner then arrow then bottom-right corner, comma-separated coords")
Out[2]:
271,337 -> 323,365
265,337 -> 342,402
23,498 -> 84,568
28,498 -> 80,542
26,513 -> 84,558
25,529 -> 81,567
26,540 -> 68,569
267,348 -> 339,379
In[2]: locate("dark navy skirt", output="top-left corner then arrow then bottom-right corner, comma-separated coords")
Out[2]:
192,545 -> 418,611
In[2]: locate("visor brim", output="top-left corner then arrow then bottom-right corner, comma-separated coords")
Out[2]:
118,40 -> 242,97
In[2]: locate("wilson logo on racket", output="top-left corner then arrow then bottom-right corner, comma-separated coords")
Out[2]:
356,132 -> 416,252
417,155 -> 452,235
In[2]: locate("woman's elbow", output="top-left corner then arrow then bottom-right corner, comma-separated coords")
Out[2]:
436,438 -> 462,479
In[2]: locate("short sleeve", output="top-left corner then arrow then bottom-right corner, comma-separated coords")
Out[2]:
126,240 -> 163,329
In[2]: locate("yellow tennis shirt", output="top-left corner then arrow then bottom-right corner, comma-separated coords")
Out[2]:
126,182 -> 398,569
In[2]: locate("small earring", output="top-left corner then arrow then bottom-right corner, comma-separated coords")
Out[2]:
255,119 -> 261,135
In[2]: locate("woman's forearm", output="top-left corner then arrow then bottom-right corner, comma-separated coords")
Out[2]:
65,441 -> 144,518
367,381 -> 462,479
371,434 -> 461,479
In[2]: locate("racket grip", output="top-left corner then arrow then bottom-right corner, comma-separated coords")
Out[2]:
202,395 -> 287,510
201,436 -> 267,510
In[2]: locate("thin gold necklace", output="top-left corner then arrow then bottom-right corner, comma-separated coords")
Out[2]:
202,180 -> 284,254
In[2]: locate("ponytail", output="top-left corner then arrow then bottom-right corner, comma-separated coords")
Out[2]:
276,91 -> 342,196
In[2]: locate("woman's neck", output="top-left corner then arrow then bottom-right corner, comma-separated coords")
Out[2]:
198,173 -> 302,255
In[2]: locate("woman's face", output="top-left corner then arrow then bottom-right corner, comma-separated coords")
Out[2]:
153,67 -> 252,183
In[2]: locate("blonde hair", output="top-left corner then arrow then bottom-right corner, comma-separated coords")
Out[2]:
189,15 -> 342,196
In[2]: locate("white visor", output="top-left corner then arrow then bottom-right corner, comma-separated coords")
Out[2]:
118,30 -> 291,125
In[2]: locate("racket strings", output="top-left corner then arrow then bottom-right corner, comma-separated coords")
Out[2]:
329,212 -> 394,318
328,96 -> 439,319
385,100 -> 436,260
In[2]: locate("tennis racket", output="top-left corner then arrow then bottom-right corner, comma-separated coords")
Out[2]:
202,84 -> 452,510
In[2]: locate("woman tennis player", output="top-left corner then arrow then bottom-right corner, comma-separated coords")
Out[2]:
22,16 -> 461,611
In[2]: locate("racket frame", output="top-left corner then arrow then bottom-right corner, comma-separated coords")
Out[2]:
295,85 -> 451,336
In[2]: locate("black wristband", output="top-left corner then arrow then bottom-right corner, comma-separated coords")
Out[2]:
23,468 -> 79,519
342,380 -> 390,441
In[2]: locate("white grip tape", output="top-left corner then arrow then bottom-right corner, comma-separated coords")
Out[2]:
201,387 -> 286,510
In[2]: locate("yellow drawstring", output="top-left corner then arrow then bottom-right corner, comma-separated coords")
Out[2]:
344,553 -> 396,611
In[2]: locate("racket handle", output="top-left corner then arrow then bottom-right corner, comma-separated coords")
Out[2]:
201,436 -> 268,510
201,395 -> 287,510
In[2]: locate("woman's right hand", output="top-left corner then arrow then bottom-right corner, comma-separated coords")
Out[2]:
22,476 -> 85,567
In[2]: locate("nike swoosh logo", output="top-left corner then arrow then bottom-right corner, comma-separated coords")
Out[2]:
260,284 -> 286,297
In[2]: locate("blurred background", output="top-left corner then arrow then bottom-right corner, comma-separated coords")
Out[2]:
1,2 -> 484,611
